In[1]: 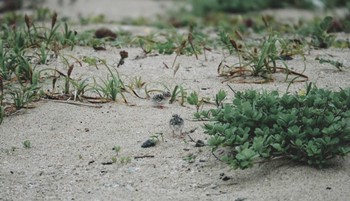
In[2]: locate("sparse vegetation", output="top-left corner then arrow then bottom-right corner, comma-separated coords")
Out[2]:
0,0 -> 349,173
196,84 -> 350,169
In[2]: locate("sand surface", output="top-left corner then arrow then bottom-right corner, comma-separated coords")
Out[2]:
1,0 -> 350,200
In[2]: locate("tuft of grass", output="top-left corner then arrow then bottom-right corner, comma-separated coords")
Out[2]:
218,32 -> 308,83
92,60 -> 127,103
169,85 -> 187,106
6,84 -> 40,109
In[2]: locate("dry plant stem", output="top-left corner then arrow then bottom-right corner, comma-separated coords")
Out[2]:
183,128 -> 198,142
172,41 -> 186,68
188,25 -> 198,60
211,151 -> 224,162
219,66 -> 308,83
186,133 -> 196,143
45,99 -> 103,108
172,54 -> 178,69
173,63 -> 180,77
254,156 -> 288,164
24,14 -> 33,44
0,76 -> 3,105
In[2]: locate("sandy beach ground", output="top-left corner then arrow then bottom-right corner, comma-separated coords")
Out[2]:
1,0 -> 350,200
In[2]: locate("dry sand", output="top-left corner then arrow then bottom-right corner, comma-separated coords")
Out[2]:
1,0 -> 350,200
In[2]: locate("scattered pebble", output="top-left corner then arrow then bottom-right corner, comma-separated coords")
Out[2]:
141,139 -> 156,148
220,173 -> 231,181
195,140 -> 205,147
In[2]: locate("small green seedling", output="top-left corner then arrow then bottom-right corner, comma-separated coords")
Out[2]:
183,153 -> 196,163
111,156 -> 117,163
82,56 -> 100,68
130,76 -> 145,89
113,145 -> 121,155
23,140 -> 31,149
120,156 -> 131,164
187,91 -> 203,112
215,89 -> 227,108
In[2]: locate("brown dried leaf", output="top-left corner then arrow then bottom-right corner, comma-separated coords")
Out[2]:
24,14 -> 32,29
51,12 -> 58,29
67,64 -> 74,77
173,63 -> 180,77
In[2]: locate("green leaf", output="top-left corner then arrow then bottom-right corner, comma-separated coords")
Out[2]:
271,143 -> 283,152
215,89 -> 227,107
207,136 -> 225,147
295,139 -> 303,147
253,136 -> 264,153
320,16 -> 333,31
236,148 -> 258,161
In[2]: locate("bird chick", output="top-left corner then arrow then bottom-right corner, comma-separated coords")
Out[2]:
169,114 -> 185,138
152,91 -> 171,109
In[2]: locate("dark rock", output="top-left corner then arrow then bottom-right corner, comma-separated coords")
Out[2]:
195,140 -> 205,147
141,139 -> 156,148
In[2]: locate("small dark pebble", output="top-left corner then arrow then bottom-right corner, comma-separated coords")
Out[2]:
195,140 -> 205,147
10,171 -> 14,174
326,186 -> 332,190
141,139 -> 156,148
220,173 -> 225,177
222,176 -> 231,181
88,160 -> 95,165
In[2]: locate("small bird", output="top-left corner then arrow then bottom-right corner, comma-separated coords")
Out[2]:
152,91 -> 171,109
169,114 -> 185,138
